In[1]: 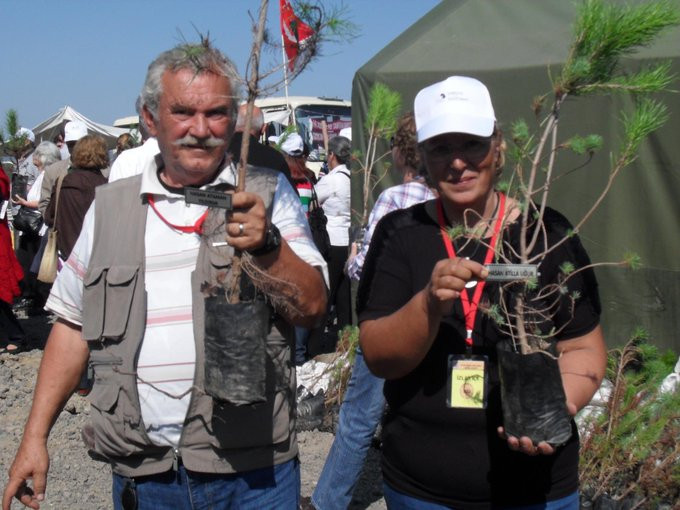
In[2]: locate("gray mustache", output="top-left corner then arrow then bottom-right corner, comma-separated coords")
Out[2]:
172,135 -> 225,148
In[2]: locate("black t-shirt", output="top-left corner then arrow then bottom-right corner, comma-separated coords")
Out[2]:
357,200 -> 600,509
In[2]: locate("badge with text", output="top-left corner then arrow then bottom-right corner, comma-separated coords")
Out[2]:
447,355 -> 488,409
184,188 -> 233,210
485,263 -> 538,282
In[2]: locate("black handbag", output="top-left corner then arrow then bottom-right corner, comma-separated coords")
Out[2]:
13,207 -> 43,235
308,183 -> 331,260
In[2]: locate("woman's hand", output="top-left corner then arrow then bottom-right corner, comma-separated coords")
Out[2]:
425,257 -> 488,317
12,195 -> 28,207
496,427 -> 557,456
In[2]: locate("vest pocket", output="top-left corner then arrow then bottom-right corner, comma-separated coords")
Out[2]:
88,374 -> 152,457
89,381 -> 137,457
82,265 -> 140,341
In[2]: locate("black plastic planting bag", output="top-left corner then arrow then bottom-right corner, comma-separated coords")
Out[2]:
204,296 -> 270,405
496,341 -> 572,446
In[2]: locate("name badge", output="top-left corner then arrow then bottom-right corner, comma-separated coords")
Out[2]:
185,188 -> 233,210
485,264 -> 538,282
447,355 -> 488,409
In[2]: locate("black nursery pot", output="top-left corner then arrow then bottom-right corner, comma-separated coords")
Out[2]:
204,296 -> 270,405
496,341 -> 573,446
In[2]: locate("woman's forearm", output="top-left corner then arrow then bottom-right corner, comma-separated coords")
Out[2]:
360,289 -> 441,379
557,325 -> 607,413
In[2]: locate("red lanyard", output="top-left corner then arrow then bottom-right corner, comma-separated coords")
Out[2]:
147,195 -> 209,235
436,193 -> 506,348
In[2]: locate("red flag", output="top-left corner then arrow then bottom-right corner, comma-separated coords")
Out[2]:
280,0 -> 314,71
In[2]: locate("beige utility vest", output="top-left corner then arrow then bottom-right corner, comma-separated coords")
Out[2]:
81,168 -> 297,477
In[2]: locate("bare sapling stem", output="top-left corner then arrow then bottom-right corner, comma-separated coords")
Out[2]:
229,0 -> 269,304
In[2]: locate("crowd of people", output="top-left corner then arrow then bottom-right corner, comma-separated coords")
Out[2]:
0,40 -> 606,510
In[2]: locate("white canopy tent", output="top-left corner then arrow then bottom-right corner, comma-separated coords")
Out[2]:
31,106 -> 129,148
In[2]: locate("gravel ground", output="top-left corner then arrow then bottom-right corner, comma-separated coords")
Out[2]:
0,313 -> 386,509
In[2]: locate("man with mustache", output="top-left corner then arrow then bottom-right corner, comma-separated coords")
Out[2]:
3,41 -> 327,510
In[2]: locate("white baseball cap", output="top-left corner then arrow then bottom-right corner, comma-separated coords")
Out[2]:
17,127 -> 35,143
280,133 -> 304,156
339,127 -> 352,141
414,76 -> 496,143
64,120 -> 88,142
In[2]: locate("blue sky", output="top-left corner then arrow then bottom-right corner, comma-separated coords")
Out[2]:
0,0 -> 440,129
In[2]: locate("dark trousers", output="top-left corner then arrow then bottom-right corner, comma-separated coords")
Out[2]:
0,300 -> 24,342
327,244 -> 351,331
14,232 -> 49,306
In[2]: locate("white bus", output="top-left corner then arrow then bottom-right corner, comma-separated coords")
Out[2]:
255,96 -> 351,165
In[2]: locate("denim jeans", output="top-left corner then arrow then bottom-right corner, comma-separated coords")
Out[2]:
295,326 -> 310,365
112,458 -> 300,510
311,349 -> 385,510
383,483 -> 579,510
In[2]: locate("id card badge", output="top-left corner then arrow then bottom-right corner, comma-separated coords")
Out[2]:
447,354 -> 488,409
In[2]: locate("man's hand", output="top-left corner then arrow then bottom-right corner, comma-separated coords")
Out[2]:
225,191 -> 267,252
2,438 -> 49,510
2,319 -> 88,509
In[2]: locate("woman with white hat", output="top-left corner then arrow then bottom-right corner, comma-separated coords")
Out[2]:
357,76 -> 606,509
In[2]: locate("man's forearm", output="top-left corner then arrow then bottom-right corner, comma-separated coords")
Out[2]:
23,320 -> 89,440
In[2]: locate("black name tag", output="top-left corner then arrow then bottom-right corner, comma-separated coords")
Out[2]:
185,188 -> 232,210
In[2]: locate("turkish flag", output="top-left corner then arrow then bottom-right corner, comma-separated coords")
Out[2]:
280,0 -> 314,71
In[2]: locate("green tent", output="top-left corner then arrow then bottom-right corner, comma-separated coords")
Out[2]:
351,0 -> 680,352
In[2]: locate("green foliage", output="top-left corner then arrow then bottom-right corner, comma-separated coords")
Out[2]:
579,334 -> 680,504
5,109 -> 19,137
524,276 -> 538,291
446,224 -> 466,241
324,325 -> 360,407
560,261 -> 576,275
559,0 -> 680,96
623,251 -> 642,270
485,304 -> 507,326
566,134 -> 603,155
364,82 -> 402,138
511,119 -> 530,144
620,98 -> 669,165
1,109 -> 29,161
495,179 -> 511,194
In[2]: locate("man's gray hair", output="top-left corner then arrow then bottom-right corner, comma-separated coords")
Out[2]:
33,141 -> 62,167
140,41 -> 241,121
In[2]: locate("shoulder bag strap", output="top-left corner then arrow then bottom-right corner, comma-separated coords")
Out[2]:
52,174 -> 66,228
308,178 -> 321,210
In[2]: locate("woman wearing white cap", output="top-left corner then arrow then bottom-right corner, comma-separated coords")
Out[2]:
357,77 -> 606,509
280,132 -> 323,365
